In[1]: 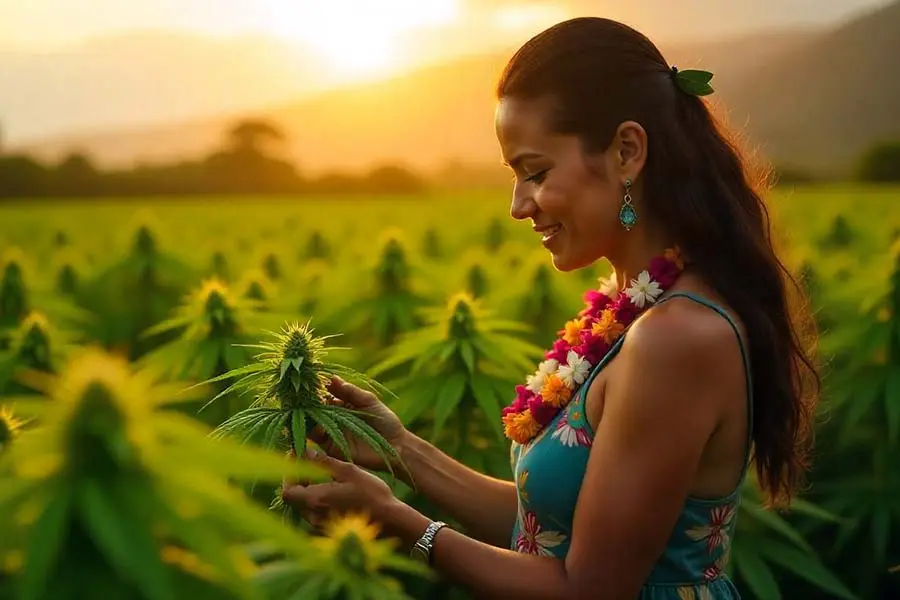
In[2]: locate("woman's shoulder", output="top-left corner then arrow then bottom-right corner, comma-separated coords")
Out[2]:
625,289 -> 745,364
608,289 -> 748,412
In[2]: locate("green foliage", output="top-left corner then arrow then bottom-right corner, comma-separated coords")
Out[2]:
198,321 -> 402,511
304,230 -> 331,261
485,217 -> 505,254
0,311 -> 78,395
75,220 -> 197,359
330,229 -> 430,350
1,186 -> 899,599
0,249 -> 31,330
730,476 -> 857,599
0,349 -> 333,600
856,140 -> 900,182
370,292 -> 544,474
0,348 -> 424,600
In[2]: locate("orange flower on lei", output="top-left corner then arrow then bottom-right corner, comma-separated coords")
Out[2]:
503,411 -> 541,442
591,309 -> 624,344
540,374 -> 571,408
562,317 -> 586,345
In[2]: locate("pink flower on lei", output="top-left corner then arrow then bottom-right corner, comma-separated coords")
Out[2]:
545,338 -> 571,363
527,394 -> 558,426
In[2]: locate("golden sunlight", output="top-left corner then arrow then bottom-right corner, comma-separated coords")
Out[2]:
260,0 -> 461,78
493,4 -> 570,32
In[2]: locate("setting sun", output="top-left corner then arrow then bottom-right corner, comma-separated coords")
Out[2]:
260,0 -> 461,78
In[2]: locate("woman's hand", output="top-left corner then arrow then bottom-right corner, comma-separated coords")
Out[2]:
282,448 -> 399,526
310,376 -> 409,472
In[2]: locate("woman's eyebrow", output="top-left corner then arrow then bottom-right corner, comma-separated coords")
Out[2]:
504,152 -> 544,170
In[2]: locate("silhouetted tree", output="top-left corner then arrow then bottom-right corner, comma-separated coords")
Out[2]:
227,119 -> 286,155
55,152 -> 99,196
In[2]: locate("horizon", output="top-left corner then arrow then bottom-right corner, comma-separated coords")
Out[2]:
0,0 -> 895,176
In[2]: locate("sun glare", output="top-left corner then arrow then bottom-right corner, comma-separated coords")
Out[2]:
493,4 -> 569,32
261,0 -> 461,79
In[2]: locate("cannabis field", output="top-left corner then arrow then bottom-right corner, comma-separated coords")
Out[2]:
0,184 -> 898,600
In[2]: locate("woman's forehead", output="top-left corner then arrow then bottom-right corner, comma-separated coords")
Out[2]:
495,97 -> 554,158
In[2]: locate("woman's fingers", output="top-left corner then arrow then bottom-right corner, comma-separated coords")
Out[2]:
327,376 -> 378,409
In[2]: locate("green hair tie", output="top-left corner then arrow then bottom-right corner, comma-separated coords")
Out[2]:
671,66 -> 715,96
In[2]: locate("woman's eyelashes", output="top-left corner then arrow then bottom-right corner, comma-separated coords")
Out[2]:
524,168 -> 550,185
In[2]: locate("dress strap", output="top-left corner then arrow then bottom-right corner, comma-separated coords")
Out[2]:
654,291 -> 755,482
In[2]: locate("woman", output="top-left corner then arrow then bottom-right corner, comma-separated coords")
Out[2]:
282,16 -> 819,600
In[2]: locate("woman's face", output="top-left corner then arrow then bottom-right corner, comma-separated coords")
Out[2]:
495,96 -> 634,272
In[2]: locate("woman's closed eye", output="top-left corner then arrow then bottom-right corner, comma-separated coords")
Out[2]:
524,169 -> 550,185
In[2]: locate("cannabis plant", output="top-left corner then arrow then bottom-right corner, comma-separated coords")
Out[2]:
0,348 -> 326,600
0,311 -> 77,395
253,513 -> 428,600
799,239 -> 900,597
497,253 -> 582,348
139,279 -> 292,423
0,405 -> 23,454
729,475 -> 856,600
369,292 -> 544,476
197,321 -> 402,504
332,229 -> 429,352
77,221 -> 196,359
484,217 -> 505,254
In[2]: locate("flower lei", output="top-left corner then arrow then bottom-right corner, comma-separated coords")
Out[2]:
502,247 -> 686,444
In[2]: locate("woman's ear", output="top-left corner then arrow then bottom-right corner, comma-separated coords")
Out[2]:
613,120 -> 648,181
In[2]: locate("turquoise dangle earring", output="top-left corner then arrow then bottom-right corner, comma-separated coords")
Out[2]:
619,178 -> 637,231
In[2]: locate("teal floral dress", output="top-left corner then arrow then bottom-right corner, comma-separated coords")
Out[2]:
509,292 -> 752,599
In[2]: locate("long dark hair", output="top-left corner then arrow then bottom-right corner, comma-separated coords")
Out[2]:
497,17 -> 819,507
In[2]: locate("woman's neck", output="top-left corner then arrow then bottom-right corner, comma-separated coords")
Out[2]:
609,224 -> 675,291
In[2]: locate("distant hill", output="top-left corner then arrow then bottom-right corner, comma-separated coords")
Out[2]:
11,1 -> 900,178
718,0 -> 900,176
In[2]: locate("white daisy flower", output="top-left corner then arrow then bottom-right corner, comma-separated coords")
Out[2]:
624,270 -> 663,309
598,273 -> 619,299
557,351 -> 591,389
526,358 -> 558,393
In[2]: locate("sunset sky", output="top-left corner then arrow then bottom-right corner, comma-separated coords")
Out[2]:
1,0 -> 889,78
1,0 -> 891,146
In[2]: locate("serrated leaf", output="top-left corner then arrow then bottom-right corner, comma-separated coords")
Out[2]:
77,480 -> 173,600
743,502 -> 813,553
291,408 -> 307,454
19,492 -> 71,600
757,540 -> 857,600
280,359 -> 291,382
470,373 -> 503,440
431,373 -> 467,439
460,341 -> 476,373
733,545 -> 781,600
291,356 -> 304,371
307,407 -> 352,464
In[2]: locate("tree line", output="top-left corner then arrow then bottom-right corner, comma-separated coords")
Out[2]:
2,118 -> 899,199
0,119 -> 430,199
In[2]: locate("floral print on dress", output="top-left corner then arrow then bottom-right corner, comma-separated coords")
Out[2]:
677,585 -> 713,600
517,469 -> 530,504
686,504 -> 735,553
686,503 -> 736,581
551,406 -> 592,448
515,510 -> 567,556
